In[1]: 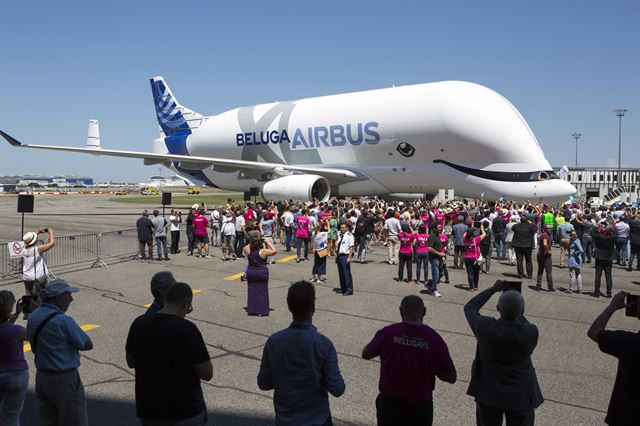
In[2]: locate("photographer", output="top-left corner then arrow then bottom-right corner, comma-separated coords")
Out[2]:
0,291 -> 29,426
22,227 -> 55,296
587,291 -> 639,426
464,280 -> 544,425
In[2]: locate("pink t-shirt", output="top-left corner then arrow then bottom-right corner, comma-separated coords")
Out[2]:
296,216 -> 310,239
415,233 -> 429,254
464,235 -> 482,259
193,215 -> 209,236
439,234 -> 449,254
365,323 -> 455,402
398,232 -> 414,254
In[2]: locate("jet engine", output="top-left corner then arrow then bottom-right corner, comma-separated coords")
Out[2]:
261,174 -> 330,202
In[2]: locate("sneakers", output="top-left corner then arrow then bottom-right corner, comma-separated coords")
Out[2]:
433,291 -> 442,297
205,255 -> 211,259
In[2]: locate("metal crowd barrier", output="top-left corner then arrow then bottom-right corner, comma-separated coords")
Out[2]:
42,233 -> 99,269
0,228 -> 145,280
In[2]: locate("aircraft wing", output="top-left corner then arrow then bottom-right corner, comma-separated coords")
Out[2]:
0,130 -> 358,181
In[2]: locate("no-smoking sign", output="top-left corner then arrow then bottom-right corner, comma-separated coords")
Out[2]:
8,241 -> 25,259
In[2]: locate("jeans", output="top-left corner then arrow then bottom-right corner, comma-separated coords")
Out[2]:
480,244 -> 492,272
514,247 -> 532,277
494,232 -> 506,259
616,237 -> 629,263
581,236 -> 593,262
415,252 -> 429,282
211,224 -> 220,247
357,234 -> 372,261
376,393 -> 433,426
221,234 -> 235,257
0,369 -> 28,426
464,258 -> 480,289
284,227 -> 292,251
170,230 -> 180,253
476,402 -> 534,426
428,257 -> 441,291
595,259 -> 613,295
536,254 -> 554,289
187,230 -> 195,253
234,232 -> 245,258
155,236 -> 168,259
569,267 -> 582,291
336,255 -> 353,293
440,261 -> 449,283
313,252 -> 327,277
297,237 -> 310,260
398,252 -> 413,281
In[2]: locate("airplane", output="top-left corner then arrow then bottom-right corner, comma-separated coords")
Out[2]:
0,77 -> 576,203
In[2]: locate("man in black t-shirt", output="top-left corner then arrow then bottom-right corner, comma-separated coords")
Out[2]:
126,282 -> 212,425
588,291 -> 639,426
427,224 -> 446,297
136,210 -> 154,260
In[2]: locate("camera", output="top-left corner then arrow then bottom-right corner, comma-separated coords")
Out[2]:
43,228 -> 49,233
20,295 -> 38,314
625,294 -> 639,318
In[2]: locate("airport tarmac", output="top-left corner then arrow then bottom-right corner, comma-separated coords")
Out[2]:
1,195 -> 639,425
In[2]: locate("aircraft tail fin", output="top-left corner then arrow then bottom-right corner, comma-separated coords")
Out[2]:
149,76 -> 204,139
87,119 -> 100,150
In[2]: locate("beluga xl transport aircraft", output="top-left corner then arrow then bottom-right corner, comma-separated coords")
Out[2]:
1,77 -> 576,203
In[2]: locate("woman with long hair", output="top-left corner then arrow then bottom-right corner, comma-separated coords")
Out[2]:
328,210 -> 339,256
243,234 -> 277,316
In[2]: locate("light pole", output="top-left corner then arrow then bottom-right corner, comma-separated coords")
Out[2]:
613,108 -> 627,187
571,132 -> 581,168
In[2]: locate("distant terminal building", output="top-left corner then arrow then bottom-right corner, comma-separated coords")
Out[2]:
554,167 -> 639,203
0,175 -> 94,187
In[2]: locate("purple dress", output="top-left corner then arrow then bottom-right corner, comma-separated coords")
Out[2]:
246,249 -> 269,316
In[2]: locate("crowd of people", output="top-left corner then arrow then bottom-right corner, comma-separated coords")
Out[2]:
1,196 -> 639,425
135,197 -> 640,302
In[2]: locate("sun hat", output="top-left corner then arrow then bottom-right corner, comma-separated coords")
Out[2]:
23,232 -> 38,246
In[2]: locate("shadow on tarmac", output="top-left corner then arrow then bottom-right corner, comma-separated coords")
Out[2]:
20,391 -> 274,425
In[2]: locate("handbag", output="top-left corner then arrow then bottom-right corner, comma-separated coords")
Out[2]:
475,253 -> 485,266
316,248 -> 328,258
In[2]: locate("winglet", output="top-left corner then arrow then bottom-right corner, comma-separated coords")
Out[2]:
0,130 -> 23,146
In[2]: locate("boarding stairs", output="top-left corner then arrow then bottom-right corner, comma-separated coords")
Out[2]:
602,185 -> 636,205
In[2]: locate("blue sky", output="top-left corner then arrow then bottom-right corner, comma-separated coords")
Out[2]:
1,0 -> 638,182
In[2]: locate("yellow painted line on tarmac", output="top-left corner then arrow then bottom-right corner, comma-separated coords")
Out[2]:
24,324 -> 100,353
145,289 -> 202,307
276,255 -> 298,263
225,272 -> 244,281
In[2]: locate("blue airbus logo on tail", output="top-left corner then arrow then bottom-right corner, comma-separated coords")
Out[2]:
236,121 -> 380,148
150,78 -> 190,155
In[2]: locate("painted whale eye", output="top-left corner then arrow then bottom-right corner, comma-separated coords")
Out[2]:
397,142 -> 415,157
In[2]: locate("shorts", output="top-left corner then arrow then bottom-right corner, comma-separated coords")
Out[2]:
195,235 -> 209,244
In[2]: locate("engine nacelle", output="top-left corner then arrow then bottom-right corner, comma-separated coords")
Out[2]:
261,175 -> 330,202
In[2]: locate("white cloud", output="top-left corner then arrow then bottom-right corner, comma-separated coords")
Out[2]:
604,158 -> 618,167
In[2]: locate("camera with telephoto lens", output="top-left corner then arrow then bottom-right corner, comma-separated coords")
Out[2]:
626,294 -> 640,319
20,295 -> 38,314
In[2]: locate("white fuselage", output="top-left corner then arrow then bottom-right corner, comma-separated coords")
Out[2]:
172,81 -> 575,202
